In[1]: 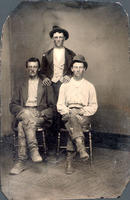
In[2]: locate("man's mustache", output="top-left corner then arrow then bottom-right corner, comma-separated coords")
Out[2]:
29,70 -> 36,73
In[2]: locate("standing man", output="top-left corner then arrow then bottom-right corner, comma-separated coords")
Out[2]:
57,55 -> 98,174
39,25 -> 76,101
9,57 -> 54,175
39,26 -> 76,143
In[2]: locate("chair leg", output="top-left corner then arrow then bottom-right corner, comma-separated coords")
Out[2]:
89,131 -> 92,165
42,130 -> 47,157
56,132 -> 61,159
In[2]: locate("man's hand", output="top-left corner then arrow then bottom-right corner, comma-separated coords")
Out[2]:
42,78 -> 52,86
62,75 -> 71,83
69,108 -> 78,116
40,110 -> 45,117
78,108 -> 84,116
62,113 -> 69,121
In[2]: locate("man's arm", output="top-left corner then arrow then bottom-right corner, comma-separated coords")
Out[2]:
41,85 -> 55,119
40,54 -> 48,79
80,85 -> 98,116
9,86 -> 23,117
39,54 -> 52,86
57,84 -> 70,115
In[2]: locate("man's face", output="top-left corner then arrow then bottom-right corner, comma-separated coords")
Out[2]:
27,61 -> 39,78
53,32 -> 65,48
71,62 -> 85,79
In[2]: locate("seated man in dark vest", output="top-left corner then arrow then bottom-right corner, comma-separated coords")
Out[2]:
57,55 -> 98,174
9,57 -> 55,175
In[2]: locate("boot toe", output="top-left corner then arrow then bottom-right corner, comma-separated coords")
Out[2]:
9,162 -> 26,175
32,156 -> 42,162
80,151 -> 89,160
65,168 -> 74,175
31,150 -> 43,162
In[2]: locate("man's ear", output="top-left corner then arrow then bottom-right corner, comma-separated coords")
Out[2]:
71,66 -> 73,72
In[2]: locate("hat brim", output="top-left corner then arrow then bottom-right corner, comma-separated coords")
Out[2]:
49,28 -> 69,40
71,60 -> 88,70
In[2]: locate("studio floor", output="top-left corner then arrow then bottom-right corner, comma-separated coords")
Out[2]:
1,140 -> 130,200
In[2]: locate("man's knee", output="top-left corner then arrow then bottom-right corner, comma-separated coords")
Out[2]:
24,120 -> 36,129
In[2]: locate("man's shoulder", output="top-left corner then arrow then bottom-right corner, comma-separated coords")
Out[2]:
16,77 -> 27,88
83,79 -> 95,89
60,81 -> 70,90
65,47 -> 76,56
42,48 -> 53,57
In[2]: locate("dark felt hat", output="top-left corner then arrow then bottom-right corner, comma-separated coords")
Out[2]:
72,55 -> 88,70
49,26 -> 69,40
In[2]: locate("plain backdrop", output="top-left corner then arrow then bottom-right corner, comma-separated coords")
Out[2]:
1,1 -> 130,136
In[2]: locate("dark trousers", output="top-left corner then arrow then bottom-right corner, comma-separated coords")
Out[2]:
52,81 -> 62,103
47,81 -> 62,149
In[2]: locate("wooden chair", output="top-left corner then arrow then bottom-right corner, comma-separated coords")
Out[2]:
56,124 -> 93,165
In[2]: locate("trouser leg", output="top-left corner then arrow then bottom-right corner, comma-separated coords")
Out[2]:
65,151 -> 76,175
66,135 -> 75,151
65,114 -> 89,160
17,121 -> 27,161
10,121 -> 27,175
23,120 -> 38,151
52,81 -> 62,103
21,109 -> 43,162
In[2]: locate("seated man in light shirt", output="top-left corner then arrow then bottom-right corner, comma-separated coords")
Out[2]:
57,55 -> 98,174
9,57 -> 55,175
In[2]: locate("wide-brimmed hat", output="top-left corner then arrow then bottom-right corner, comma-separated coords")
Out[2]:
71,54 -> 88,70
49,25 -> 69,40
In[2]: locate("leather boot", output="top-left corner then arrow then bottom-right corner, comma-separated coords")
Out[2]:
30,148 -> 42,162
24,124 -> 42,162
75,137 -> 89,161
10,160 -> 26,175
65,151 -> 75,175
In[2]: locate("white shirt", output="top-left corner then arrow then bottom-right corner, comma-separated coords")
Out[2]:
57,77 -> 98,116
26,78 -> 39,107
52,47 -> 65,83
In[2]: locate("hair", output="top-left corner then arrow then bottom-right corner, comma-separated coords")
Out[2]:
53,31 -> 65,37
26,57 -> 40,68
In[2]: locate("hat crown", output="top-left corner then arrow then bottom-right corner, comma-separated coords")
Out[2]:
72,54 -> 88,69
49,26 -> 69,40
52,25 -> 60,30
73,54 -> 86,62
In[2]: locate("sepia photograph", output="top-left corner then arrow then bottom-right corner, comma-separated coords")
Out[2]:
0,0 -> 130,200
